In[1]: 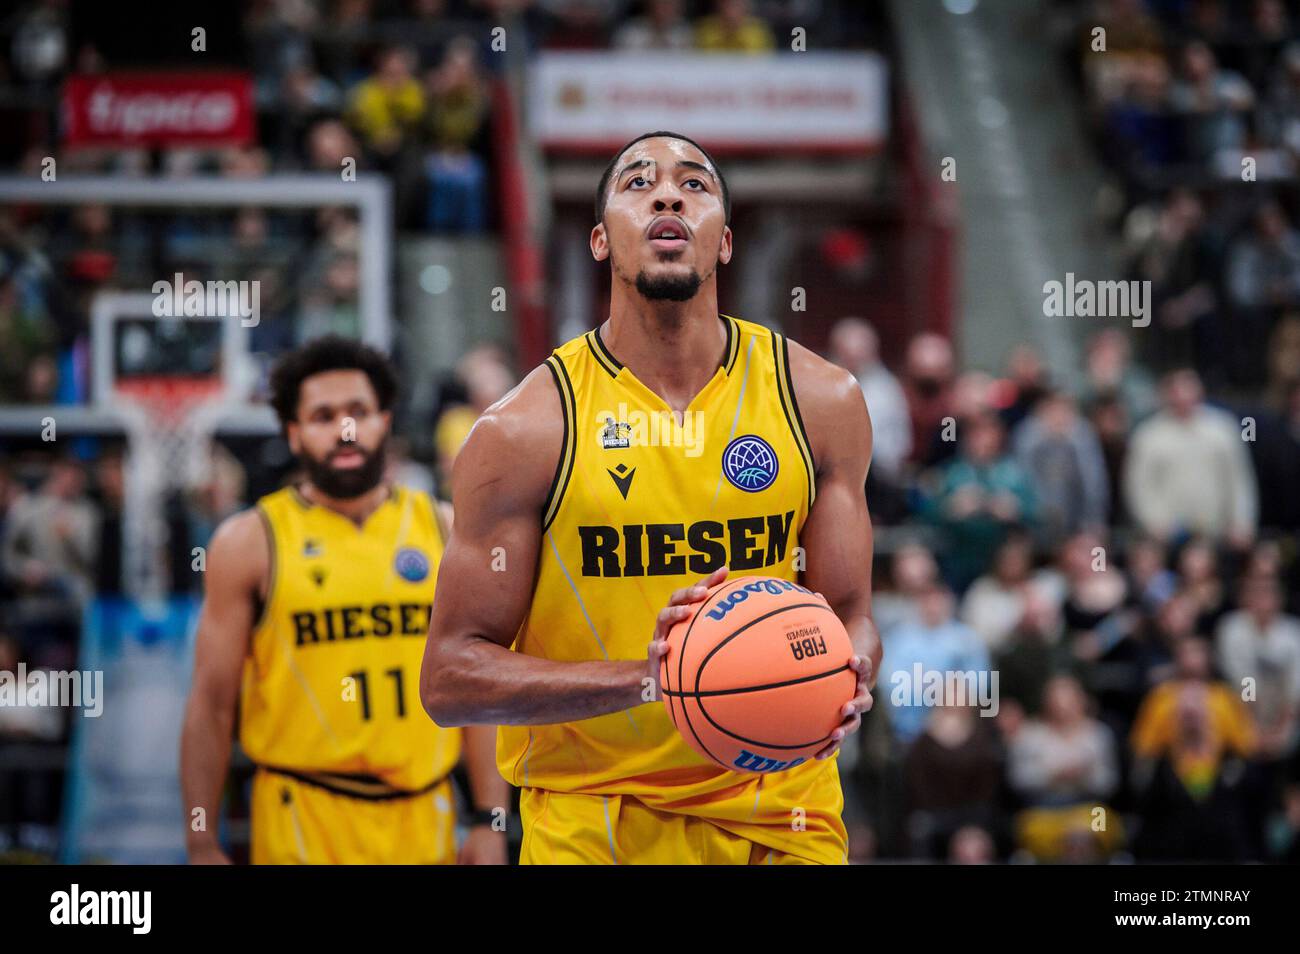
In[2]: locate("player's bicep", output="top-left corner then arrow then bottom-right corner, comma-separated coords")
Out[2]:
427,377 -> 560,651
190,513 -> 263,708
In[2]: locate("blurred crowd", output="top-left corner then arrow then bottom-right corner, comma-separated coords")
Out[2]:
830,315 -> 1300,862
1068,0 -> 1300,393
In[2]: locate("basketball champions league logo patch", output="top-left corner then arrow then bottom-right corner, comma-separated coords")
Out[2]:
722,435 -> 779,492
393,547 -> 430,582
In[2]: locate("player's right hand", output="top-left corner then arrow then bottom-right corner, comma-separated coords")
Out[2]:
646,567 -> 728,703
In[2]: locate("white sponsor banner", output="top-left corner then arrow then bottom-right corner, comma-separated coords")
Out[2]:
528,52 -> 887,151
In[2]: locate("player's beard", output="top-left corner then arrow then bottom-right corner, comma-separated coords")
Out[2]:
302,439 -> 387,499
635,267 -> 702,302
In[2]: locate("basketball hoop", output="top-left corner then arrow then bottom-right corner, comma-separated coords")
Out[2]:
115,378 -> 232,604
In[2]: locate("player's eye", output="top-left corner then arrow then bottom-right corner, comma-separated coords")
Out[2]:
684,178 -> 705,190
628,175 -> 648,188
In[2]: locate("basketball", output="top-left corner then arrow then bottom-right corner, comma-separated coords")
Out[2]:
660,576 -> 857,774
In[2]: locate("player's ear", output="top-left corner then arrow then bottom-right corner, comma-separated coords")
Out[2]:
380,409 -> 392,434
590,221 -> 609,262
285,421 -> 301,455
718,225 -> 733,266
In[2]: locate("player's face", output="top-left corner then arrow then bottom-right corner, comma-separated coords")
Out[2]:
288,369 -> 391,499
592,137 -> 732,303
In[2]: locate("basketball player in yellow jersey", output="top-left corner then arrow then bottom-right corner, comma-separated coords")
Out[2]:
181,337 -> 507,865
421,132 -> 882,865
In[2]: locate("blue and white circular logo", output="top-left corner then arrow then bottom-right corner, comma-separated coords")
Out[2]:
394,547 -> 430,583
722,435 -> 779,492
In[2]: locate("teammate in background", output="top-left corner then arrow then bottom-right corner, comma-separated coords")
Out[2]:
421,132 -> 881,864
181,337 -> 507,864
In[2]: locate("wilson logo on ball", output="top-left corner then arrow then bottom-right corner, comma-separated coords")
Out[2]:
722,435 -> 779,492
704,578 -> 813,622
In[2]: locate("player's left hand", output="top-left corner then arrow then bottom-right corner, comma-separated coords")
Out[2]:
458,824 -> 508,865
813,653 -> 873,761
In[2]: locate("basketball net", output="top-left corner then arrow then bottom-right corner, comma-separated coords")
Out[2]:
115,377 -> 226,605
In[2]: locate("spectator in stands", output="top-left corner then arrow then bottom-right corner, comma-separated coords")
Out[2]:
346,45 -> 425,162
1250,378 -> 1300,534
1226,200 -> 1300,312
0,458 -> 98,668
993,587 -> 1071,717
930,412 -> 1037,591
1007,675 -> 1122,862
1216,574 -> 1300,766
881,581 -> 991,748
421,36 -> 491,233
1012,390 -> 1110,545
1176,536 -> 1230,634
1082,329 -> 1157,422
1266,314 -> 1300,408
1171,40 -> 1254,163
614,0 -> 693,50
872,540 -> 940,637
694,0 -> 774,53
902,332 -> 956,468
1078,0 -> 1165,106
1124,189 -> 1221,375
0,253 -> 56,404
1123,368 -> 1257,547
434,345 -> 517,494
1085,391 -> 1131,526
1124,534 -> 1178,614
903,704 -> 1003,860
828,317 -> 910,478
996,344 -> 1050,434
948,824 -> 997,864
1264,42 -> 1300,156
961,531 -> 1043,654
1131,678 -> 1258,860
1103,52 -> 1179,178
1130,636 -> 1256,790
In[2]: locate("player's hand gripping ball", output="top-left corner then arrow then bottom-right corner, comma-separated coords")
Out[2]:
659,576 -> 856,773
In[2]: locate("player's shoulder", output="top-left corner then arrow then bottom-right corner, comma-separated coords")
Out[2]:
206,506 -> 272,584
453,361 -> 564,505
780,335 -> 871,471
783,335 -> 866,417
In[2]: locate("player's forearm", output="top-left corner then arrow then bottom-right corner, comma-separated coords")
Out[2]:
179,696 -> 234,852
421,635 -> 646,727
462,723 -> 510,814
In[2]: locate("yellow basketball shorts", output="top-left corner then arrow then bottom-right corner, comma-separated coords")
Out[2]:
250,769 -> 456,865
519,786 -> 848,865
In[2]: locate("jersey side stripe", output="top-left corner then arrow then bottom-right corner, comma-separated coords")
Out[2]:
542,355 -> 577,532
771,332 -> 817,508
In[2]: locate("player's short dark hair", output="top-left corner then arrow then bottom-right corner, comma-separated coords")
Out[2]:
269,335 -> 398,428
595,130 -> 730,224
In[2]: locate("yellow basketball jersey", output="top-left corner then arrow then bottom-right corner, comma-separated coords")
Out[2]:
241,485 -> 460,793
499,315 -> 842,815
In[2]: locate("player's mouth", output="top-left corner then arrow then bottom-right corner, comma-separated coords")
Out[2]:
647,216 -> 689,252
329,448 -> 367,469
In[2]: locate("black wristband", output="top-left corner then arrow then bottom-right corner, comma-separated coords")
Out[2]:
468,808 -> 503,828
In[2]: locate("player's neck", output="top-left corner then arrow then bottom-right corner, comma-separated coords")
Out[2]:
603,294 -> 727,412
299,481 -> 391,527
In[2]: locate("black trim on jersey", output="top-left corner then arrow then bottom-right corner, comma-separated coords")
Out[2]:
586,327 -> 623,378
722,314 -> 739,374
259,763 -> 452,802
542,356 -> 577,533
771,333 -> 817,508
251,504 -> 277,634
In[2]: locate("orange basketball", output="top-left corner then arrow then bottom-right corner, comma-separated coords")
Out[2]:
660,576 -> 856,774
